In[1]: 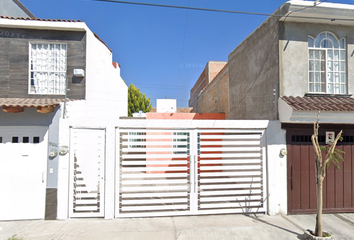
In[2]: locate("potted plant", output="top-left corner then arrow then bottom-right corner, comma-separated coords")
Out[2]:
303,121 -> 343,239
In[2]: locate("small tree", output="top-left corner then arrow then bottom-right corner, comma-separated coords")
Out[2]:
311,121 -> 343,237
128,83 -> 152,117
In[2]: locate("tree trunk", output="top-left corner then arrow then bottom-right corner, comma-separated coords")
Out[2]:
315,178 -> 323,237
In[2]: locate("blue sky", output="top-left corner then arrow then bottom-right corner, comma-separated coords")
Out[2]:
20,0 -> 354,107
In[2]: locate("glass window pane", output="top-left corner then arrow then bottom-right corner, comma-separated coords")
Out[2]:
315,33 -> 326,47
328,50 -> 333,60
334,50 -> 339,60
334,84 -> 340,94
309,60 -> 314,71
327,33 -> 339,48
340,62 -> 346,71
327,60 -> 333,71
30,43 -> 67,95
340,50 -> 346,60
309,50 -> 315,59
340,73 -> 346,83
333,61 -> 339,71
315,83 -> 320,92
334,73 -> 339,83
309,72 -> 314,83
328,83 -> 333,94
341,85 -> 346,94
321,72 -> 326,83
320,60 -> 325,72
321,83 -> 326,92
309,83 -> 314,92
321,39 -> 332,48
328,73 -> 333,83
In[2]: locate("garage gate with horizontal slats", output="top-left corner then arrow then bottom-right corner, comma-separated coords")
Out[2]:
116,128 -> 266,218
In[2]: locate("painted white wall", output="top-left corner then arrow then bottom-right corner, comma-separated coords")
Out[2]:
57,25 -> 127,219
266,121 -> 288,215
57,119 -> 284,219
156,99 -> 177,113
65,30 -> 127,120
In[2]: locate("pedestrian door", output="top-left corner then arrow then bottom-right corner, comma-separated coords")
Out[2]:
0,127 -> 48,220
116,128 -> 265,218
69,128 -> 105,217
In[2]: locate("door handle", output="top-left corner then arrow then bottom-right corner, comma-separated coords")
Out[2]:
290,166 -> 293,191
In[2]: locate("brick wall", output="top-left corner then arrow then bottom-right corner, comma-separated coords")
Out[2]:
189,63 -> 229,118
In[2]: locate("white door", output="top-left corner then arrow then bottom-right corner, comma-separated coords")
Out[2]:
69,128 -> 105,217
0,126 -> 48,220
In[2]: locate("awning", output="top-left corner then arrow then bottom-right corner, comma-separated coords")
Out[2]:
279,96 -> 354,123
0,98 -> 65,113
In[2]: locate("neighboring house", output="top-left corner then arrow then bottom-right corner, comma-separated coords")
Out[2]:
0,12 -> 128,220
190,0 -> 354,215
189,61 -> 229,118
0,0 -> 35,18
148,99 -> 225,119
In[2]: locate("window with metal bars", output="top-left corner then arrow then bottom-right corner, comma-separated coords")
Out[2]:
308,31 -> 347,94
29,43 -> 67,95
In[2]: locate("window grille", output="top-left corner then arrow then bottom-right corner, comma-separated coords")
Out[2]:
291,135 -> 354,144
308,32 -> 346,94
29,43 -> 67,95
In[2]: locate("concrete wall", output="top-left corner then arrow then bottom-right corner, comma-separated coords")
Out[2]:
279,21 -> 354,97
0,0 -> 34,18
228,5 -> 288,120
266,120 -> 287,215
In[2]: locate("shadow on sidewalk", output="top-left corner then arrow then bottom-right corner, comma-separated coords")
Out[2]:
245,214 -> 303,239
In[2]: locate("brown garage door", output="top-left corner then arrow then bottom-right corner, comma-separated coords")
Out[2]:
285,124 -> 354,214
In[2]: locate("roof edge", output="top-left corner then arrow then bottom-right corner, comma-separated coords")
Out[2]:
13,0 -> 35,18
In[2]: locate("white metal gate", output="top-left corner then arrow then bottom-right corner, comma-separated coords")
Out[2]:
69,128 -> 105,217
115,128 -> 265,218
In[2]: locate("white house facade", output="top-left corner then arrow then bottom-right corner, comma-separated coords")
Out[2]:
0,16 -> 127,221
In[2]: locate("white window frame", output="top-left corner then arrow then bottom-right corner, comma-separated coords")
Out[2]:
28,42 -> 67,95
308,31 -> 347,94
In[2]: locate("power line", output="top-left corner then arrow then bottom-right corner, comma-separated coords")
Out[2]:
177,0 -> 190,90
91,0 -> 354,22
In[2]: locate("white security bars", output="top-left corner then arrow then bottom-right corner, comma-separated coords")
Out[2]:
117,129 -> 192,217
116,127 -> 266,218
69,128 -> 105,218
29,43 -> 67,95
197,130 -> 264,214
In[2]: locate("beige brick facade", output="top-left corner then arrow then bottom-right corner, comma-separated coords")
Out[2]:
189,61 -> 229,118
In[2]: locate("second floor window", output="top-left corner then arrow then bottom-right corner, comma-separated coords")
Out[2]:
308,32 -> 346,94
29,43 -> 67,95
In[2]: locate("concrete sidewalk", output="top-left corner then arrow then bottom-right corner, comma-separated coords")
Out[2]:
0,213 -> 353,240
